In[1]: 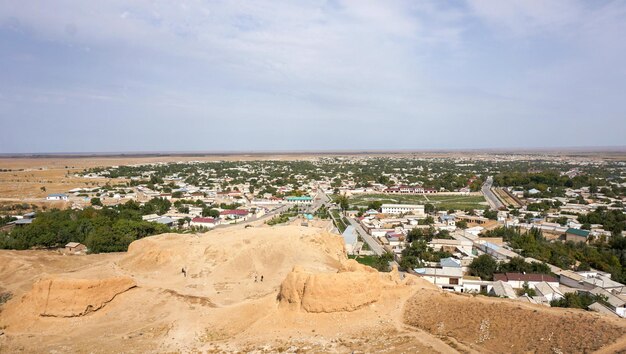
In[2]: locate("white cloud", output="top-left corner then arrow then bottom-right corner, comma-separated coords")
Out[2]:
0,1 -> 624,152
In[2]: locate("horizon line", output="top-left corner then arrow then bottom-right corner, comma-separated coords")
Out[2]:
1,145 -> 625,159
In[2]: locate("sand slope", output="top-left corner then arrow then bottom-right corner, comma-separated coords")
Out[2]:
0,224 -> 624,353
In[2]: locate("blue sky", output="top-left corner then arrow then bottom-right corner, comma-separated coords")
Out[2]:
1,0 -> 625,153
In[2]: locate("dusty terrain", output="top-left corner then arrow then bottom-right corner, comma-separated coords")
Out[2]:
0,225 -> 625,353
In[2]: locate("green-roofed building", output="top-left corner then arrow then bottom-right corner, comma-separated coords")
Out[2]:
565,228 -> 590,243
285,196 -> 313,204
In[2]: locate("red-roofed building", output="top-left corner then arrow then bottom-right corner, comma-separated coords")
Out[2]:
493,273 -> 559,289
220,209 -> 249,220
190,217 -> 219,228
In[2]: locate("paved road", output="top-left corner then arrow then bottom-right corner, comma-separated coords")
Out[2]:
482,176 -> 504,210
346,217 -> 385,255
306,188 -> 331,214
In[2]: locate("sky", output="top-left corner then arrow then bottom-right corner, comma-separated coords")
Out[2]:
1,0 -> 625,153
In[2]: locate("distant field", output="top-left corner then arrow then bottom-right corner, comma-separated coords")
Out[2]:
349,193 -> 488,211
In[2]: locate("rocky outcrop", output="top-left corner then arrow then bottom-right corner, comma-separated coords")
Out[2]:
3,276 -> 136,319
279,261 -> 383,313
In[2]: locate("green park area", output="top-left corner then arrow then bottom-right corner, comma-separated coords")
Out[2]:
349,193 -> 488,211
348,255 -> 377,267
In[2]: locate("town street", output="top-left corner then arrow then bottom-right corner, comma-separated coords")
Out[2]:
482,176 -> 504,210
346,217 -> 385,255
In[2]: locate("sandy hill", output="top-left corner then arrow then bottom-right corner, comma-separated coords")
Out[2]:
0,224 -> 625,353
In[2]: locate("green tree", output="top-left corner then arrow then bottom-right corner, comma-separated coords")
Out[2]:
372,252 -> 394,272
367,200 -> 382,211
469,254 -> 498,280
202,208 -> 220,218
456,220 -> 468,229
336,194 -> 349,211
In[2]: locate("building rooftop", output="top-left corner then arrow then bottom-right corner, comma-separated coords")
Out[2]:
415,267 -> 463,277
381,204 -> 424,208
491,281 -> 517,299
285,196 -> 312,201
220,209 -> 249,216
192,217 -> 217,223
494,272 -> 558,283
566,228 -> 590,237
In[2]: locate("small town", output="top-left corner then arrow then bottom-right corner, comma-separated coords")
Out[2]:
2,154 -> 625,320
2,0 -> 626,352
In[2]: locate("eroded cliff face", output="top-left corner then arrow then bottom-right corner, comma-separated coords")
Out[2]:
1,276 -> 136,328
278,259 -> 416,313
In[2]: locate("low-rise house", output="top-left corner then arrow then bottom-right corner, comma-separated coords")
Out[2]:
65,242 -> 86,253
154,216 -> 175,227
385,232 -> 406,254
344,210 -> 360,218
588,302 -> 620,317
220,209 -> 249,220
46,193 -> 69,201
534,281 -> 564,303
565,228 -> 590,243
493,273 -> 559,289
561,271 -> 626,293
476,241 -> 519,260
490,280 -> 517,299
462,276 -> 492,294
429,238 -> 473,257
587,287 -> 626,318
190,217 -> 219,228
455,215 -> 488,225
12,218 -> 34,227
415,265 -> 464,292
142,214 -> 161,222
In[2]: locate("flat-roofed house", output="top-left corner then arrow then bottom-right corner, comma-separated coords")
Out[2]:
415,266 -> 464,292
381,204 -> 425,216
46,193 -> 69,201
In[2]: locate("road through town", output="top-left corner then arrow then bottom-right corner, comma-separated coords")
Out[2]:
482,176 -> 504,210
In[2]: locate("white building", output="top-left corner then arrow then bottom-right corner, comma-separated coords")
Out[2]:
381,204 -> 425,216
415,266 -> 464,292
190,217 -> 219,228
342,225 -> 358,255
46,193 -> 69,201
